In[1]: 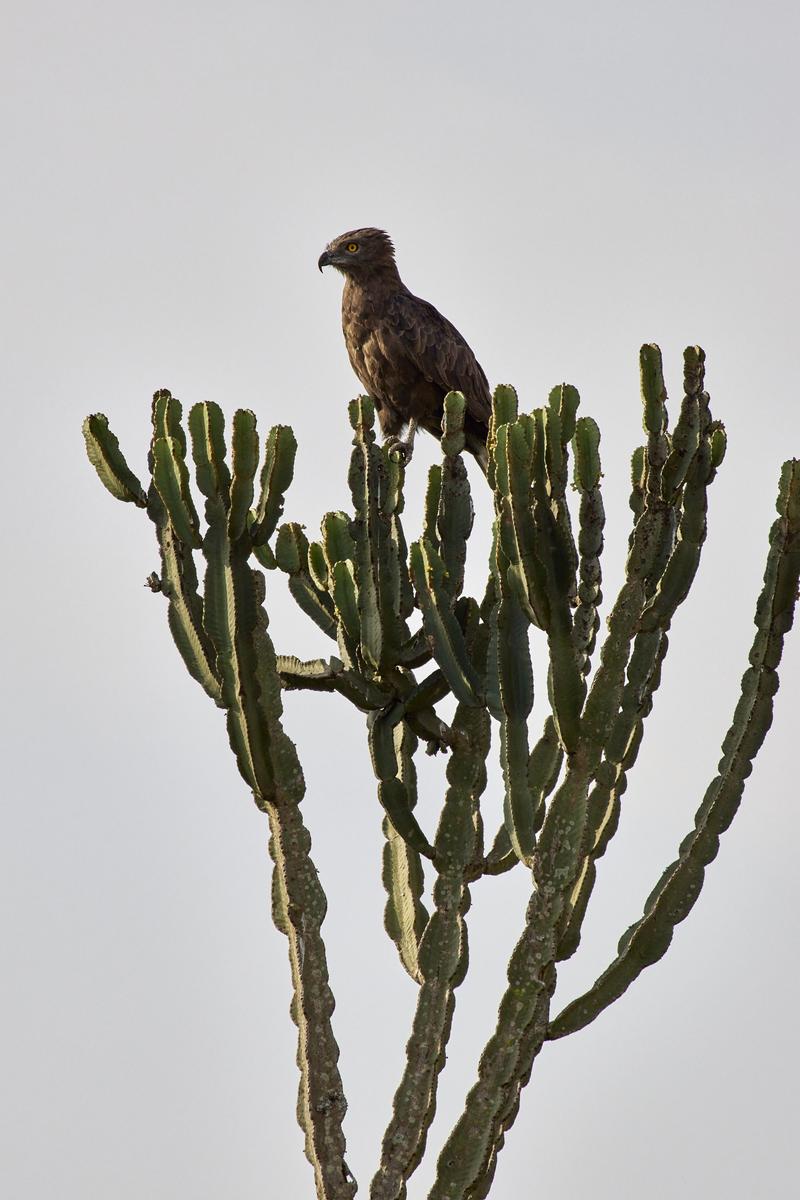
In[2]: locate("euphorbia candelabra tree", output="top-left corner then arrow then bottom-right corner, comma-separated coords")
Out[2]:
83,346 -> 800,1199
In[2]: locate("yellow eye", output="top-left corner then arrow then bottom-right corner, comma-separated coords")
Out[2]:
346,242 -> 359,253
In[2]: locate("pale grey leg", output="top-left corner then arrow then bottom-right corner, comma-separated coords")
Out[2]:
385,417 -> 418,465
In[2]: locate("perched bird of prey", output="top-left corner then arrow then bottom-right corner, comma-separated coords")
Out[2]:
318,228 -> 491,471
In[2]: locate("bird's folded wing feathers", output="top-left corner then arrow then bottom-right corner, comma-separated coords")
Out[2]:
385,291 -> 492,425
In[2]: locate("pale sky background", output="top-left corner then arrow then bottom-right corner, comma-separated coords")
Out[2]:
3,2 -> 799,1197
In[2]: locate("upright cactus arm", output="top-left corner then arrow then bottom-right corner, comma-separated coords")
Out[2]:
228,408 -> 260,541
276,522 -> 339,642
436,392 -> 474,600
544,388 -> 580,606
558,348 -> 719,960
381,721 -> 430,983
82,413 -> 148,506
532,408 -> 585,750
410,539 -> 484,706
473,716 -> 563,881
348,397 -> 385,671
549,457 -> 800,1040
252,423 -> 297,545
631,343 -> 678,596
320,510 -> 361,667
383,449 -> 415,651
493,407 -> 584,751
494,419 -> 549,631
571,416 -> 605,673
147,394 -> 224,704
372,702 -> 490,1200
492,531 -> 536,865
486,383 -> 519,492
641,360 -> 718,632
188,397 -> 232,504
83,400 -> 224,705
151,431 -> 204,548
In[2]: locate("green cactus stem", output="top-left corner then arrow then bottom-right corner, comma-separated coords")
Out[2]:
368,709 -> 436,859
83,412 -> 148,506
139,395 -> 221,703
252,423 -> 297,544
571,416 -> 604,673
348,397 -> 386,671
410,538 -> 484,706
549,457 -> 800,1039
436,391 -> 473,600
491,530 -> 536,864
276,522 -> 339,642
371,701 -> 490,1200
558,348 -> 717,961
381,721 -> 429,982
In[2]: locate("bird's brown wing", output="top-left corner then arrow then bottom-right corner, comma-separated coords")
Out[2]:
384,290 -> 492,429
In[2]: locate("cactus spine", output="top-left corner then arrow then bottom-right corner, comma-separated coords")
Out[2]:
85,347 -> 800,1200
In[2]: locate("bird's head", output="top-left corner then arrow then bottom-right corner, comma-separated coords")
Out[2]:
318,228 -> 397,277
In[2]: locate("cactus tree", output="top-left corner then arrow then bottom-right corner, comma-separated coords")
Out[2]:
83,346 -> 800,1199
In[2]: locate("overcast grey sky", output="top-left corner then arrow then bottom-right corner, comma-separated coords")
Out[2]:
3,2 -> 799,1197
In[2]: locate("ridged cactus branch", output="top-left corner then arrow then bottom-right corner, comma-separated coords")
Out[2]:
436,392 -> 474,600
368,709 -> 436,859
571,415 -> 604,673
535,403 -> 585,749
348,397 -> 387,671
372,701 -> 491,1200
491,528 -> 536,864
252,423 -> 297,544
410,538 -> 484,706
470,716 -> 563,882
549,456 -> 800,1038
382,721 -> 430,981
82,412 -> 148,507
144,394 -> 224,704
558,348 -> 719,960
276,522 -> 340,641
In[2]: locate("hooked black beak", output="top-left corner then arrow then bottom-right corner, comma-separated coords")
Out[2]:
317,250 -> 331,273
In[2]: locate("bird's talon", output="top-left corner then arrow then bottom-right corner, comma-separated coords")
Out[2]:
385,437 -> 414,465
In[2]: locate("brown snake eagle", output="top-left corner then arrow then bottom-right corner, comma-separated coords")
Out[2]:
318,228 -> 491,471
